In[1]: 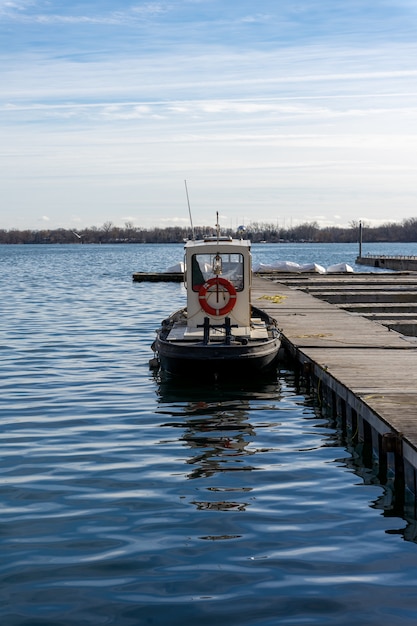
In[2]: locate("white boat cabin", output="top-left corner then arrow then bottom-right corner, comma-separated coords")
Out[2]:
184,236 -> 253,337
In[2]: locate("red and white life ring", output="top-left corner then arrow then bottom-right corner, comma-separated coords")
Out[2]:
198,277 -> 237,317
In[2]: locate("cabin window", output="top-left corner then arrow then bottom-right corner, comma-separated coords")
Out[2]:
191,253 -> 244,291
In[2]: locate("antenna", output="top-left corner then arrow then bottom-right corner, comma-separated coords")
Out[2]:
184,180 -> 195,240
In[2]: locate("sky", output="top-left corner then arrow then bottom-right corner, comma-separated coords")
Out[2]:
1,1 -> 417,231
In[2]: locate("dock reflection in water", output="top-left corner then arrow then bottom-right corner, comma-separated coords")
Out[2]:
338,424 -> 417,545
152,369 -> 417,625
156,370 -> 417,544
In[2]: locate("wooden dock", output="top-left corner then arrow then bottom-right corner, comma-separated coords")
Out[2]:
252,275 -> 417,498
267,271 -> 417,336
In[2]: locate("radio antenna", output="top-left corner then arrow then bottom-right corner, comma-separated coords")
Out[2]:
184,180 -> 195,240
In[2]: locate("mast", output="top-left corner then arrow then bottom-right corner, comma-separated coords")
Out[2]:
184,180 -> 195,240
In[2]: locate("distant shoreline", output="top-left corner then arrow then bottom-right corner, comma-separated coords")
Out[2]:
1,218 -> 417,245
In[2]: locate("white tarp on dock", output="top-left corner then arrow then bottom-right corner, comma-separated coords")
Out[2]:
164,261 -> 354,274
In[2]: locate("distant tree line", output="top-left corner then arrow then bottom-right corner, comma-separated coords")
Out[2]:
1,217 -> 417,245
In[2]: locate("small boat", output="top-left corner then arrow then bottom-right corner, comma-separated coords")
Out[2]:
151,219 -> 281,380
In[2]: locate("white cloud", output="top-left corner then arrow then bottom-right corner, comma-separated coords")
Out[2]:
2,2 -> 417,229
239,14 -> 271,24
0,1 -> 169,24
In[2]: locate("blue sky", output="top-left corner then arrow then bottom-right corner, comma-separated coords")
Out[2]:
1,1 -> 417,231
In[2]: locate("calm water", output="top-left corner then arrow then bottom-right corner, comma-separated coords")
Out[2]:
1,242 -> 417,626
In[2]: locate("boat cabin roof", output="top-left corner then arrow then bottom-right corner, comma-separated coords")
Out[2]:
184,238 -> 251,252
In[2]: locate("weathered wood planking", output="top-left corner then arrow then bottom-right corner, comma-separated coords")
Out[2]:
269,272 -> 417,338
252,277 -> 413,349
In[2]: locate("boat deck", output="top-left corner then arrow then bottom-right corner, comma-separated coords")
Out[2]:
252,275 -> 417,468
166,322 -> 269,341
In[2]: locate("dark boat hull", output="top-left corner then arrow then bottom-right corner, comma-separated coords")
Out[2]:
156,337 -> 280,378
153,307 -> 281,380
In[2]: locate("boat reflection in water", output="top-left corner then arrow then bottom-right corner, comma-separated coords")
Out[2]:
156,372 -> 283,526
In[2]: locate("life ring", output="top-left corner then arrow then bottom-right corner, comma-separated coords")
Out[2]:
198,277 -> 237,317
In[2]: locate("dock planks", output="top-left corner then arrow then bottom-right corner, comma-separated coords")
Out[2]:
269,271 -> 417,336
252,276 -> 417,465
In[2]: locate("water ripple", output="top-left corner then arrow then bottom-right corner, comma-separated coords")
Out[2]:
2,245 -> 417,625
